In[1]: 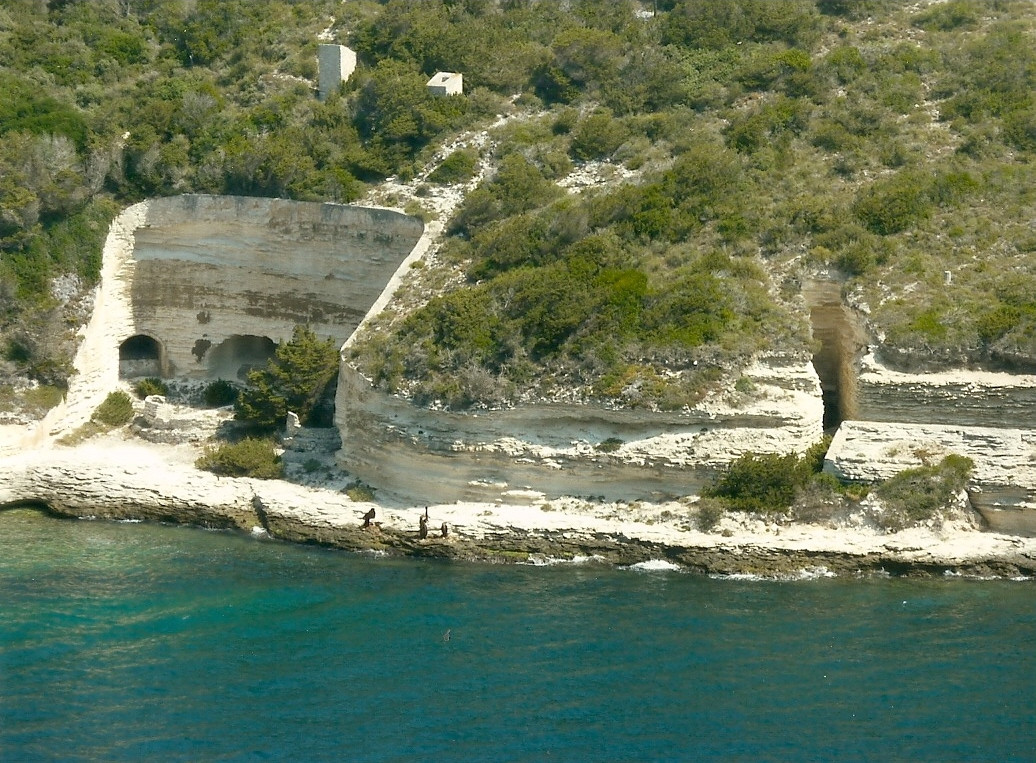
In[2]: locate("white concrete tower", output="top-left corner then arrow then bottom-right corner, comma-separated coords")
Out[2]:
318,44 -> 356,101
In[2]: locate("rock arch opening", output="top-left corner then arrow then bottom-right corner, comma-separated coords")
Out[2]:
119,334 -> 167,378
803,280 -> 861,432
208,335 -> 276,380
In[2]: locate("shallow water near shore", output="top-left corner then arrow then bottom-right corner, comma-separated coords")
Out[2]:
2,510 -> 1034,761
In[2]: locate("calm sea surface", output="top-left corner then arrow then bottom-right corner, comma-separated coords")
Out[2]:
1,509 -> 1034,762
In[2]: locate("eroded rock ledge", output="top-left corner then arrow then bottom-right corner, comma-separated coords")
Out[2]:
335,356 -> 825,505
3,440 -> 1035,579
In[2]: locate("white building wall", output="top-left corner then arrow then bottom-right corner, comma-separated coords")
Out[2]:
318,44 -> 356,100
426,72 -> 463,96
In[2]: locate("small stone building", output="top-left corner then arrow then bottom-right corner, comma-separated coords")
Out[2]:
318,44 -> 356,100
426,71 -> 463,96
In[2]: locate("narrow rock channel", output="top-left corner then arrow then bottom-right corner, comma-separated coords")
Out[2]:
803,278 -> 865,432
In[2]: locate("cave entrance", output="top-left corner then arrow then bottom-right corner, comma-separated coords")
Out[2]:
208,335 -> 276,380
119,334 -> 168,378
803,280 -> 860,432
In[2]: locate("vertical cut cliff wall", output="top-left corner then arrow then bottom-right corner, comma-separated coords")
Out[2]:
129,196 -> 423,380
335,357 -> 824,505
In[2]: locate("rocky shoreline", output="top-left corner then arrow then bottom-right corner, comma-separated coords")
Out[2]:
3,432 -> 1035,580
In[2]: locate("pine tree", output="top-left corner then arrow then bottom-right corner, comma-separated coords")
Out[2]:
234,325 -> 340,431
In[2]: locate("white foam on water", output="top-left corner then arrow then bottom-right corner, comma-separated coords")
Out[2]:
711,567 -> 837,582
523,554 -> 606,566
117,518 -> 144,524
250,526 -> 268,538
625,559 -> 683,572
709,572 -> 765,581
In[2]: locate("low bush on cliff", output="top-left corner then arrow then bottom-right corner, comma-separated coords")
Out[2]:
705,452 -> 809,513
427,149 -> 479,184
705,437 -> 832,514
92,390 -> 134,427
195,437 -> 283,480
695,498 -> 726,532
133,378 -> 168,399
204,379 -> 239,408
874,454 -> 974,531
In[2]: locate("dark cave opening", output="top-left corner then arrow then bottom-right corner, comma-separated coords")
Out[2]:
208,335 -> 276,380
119,334 -> 167,378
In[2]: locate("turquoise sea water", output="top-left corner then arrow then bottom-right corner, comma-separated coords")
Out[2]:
1,509 -> 1034,762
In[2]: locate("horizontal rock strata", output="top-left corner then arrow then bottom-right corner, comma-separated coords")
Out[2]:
824,420 -> 1036,535
855,351 -> 1036,428
335,358 -> 825,505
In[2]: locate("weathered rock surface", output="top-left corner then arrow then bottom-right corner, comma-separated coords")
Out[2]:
855,350 -> 1036,428
335,356 -> 825,505
4,438 -> 1036,578
130,195 -> 423,378
825,420 -> 1036,535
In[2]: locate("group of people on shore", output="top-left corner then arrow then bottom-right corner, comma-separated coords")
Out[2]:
359,506 -> 448,539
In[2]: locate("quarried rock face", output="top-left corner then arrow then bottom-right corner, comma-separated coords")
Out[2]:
825,420 -> 1036,535
335,357 -> 824,505
854,351 -> 1036,428
42,195 -> 424,437
127,195 -> 423,380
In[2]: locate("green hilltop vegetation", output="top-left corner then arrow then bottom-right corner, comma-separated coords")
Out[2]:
1,0 -> 1034,413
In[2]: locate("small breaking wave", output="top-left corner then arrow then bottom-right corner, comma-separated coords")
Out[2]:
625,559 -> 683,573
523,554 -> 606,566
711,566 -> 837,581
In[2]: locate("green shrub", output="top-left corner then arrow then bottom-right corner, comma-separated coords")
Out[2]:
569,110 -> 629,161
705,440 -> 829,513
92,390 -> 134,427
801,435 -> 832,474
345,480 -> 376,502
875,454 -> 974,530
705,452 -> 807,513
204,379 -> 239,407
912,1 -> 978,31
427,149 -> 479,184
853,171 -> 934,235
976,304 -> 1022,344
195,437 -> 283,479
696,498 -> 725,532
133,377 -> 169,399
595,437 -> 624,453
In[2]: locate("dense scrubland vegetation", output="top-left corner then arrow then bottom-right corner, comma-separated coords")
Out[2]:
1,0 -> 1035,416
